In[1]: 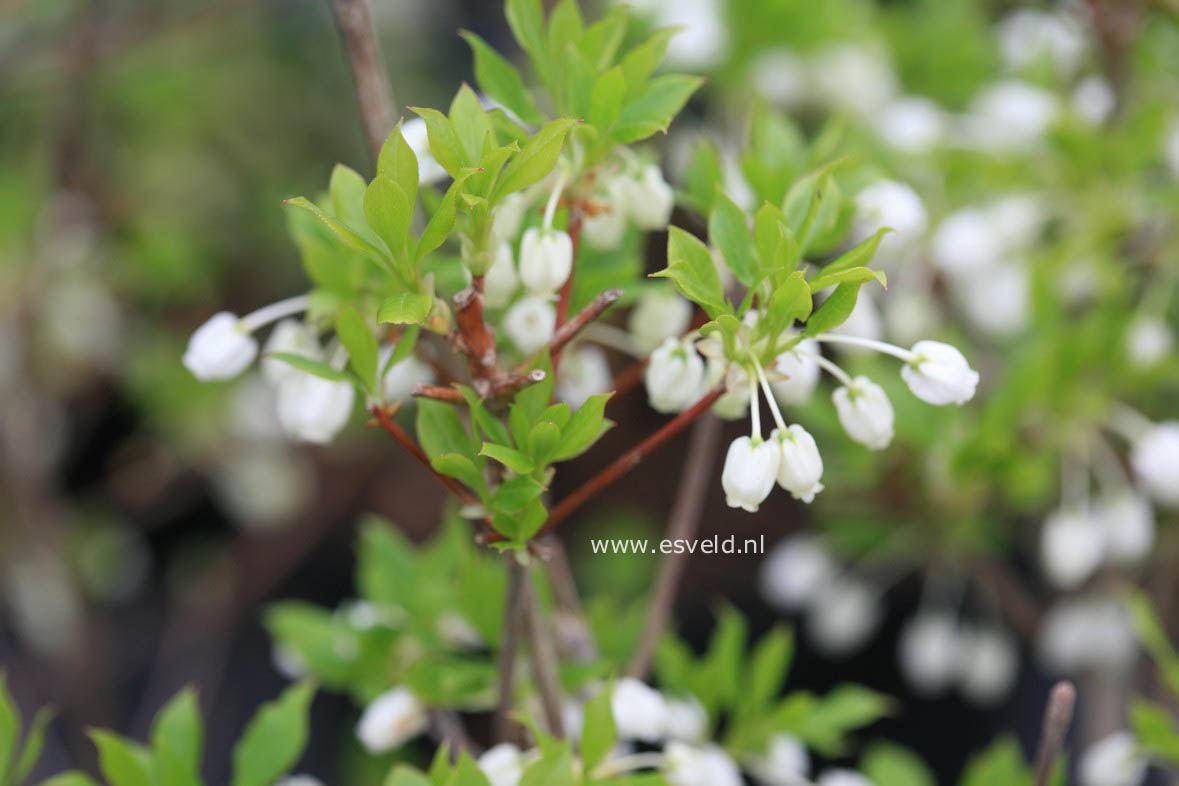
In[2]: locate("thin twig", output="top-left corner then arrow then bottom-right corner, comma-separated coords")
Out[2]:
515,289 -> 623,376
368,404 -> 480,505
330,0 -> 397,164
628,413 -> 723,679
539,537 -> 598,662
428,709 -> 482,760
454,287 -> 499,380
413,384 -> 466,403
1033,681 -> 1077,786
522,567 -> 566,737
494,557 -> 529,743
492,369 -> 549,398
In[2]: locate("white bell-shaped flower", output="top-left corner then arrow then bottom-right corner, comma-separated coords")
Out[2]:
503,296 -> 556,355
1125,317 -> 1173,369
556,345 -> 612,410
1072,75 -> 1116,126
183,312 -> 258,381
853,179 -> 927,259
951,263 -> 1030,338
816,769 -> 875,786
998,9 -> 1085,77
355,686 -> 428,753
721,436 -> 780,513
1040,508 -> 1105,589
751,734 -> 810,786
611,677 -> 668,743
1038,595 -> 1138,674
664,695 -> 708,743
664,742 -> 743,786
772,425 -> 824,503
832,376 -> 894,451
964,80 -> 1060,152
760,535 -> 836,612
956,626 -> 1019,706
1131,421 -> 1179,508
644,337 -> 707,413
622,164 -> 675,231
478,743 -> 526,786
490,192 -> 529,246
276,371 -> 355,444
1078,732 -> 1147,786
806,577 -> 882,657
769,340 -> 821,407
582,178 -> 628,250
873,96 -> 946,154
262,320 -> 322,385
897,612 -> 960,696
629,290 -> 693,356
483,243 -> 519,308
901,340 -> 979,405
1096,490 -> 1155,564
380,349 -> 436,403
518,227 -> 573,294
931,208 -> 1004,277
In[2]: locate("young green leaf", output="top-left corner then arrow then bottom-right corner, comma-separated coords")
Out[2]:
759,272 -> 812,344
377,125 -> 420,207
807,265 -> 886,294
431,453 -> 488,497
364,175 -> 413,259
479,443 -> 536,474
587,66 -> 626,135
526,420 -> 562,464
13,707 -> 54,786
283,198 -> 391,270
1131,699 -> 1179,764
416,399 -> 473,460
619,28 -> 675,96
265,353 -> 358,386
709,191 -> 757,286
229,682 -> 316,786
653,227 -> 729,318
579,685 -> 616,772
461,31 -> 545,127
492,475 -> 546,515
416,173 -> 470,262
816,227 -> 890,280
448,85 -> 495,169
802,282 -> 860,338
335,306 -> 379,392
89,732 -> 153,786
150,689 -> 203,777
382,325 -> 420,378
504,0 -> 551,90
409,108 -> 464,178
611,75 -> 703,144
37,773 -> 102,786
0,675 -> 17,786
493,119 -> 578,200
861,743 -> 936,786
747,626 -> 794,712
329,164 -> 372,235
552,393 -> 612,461
519,742 -> 574,786
385,765 -> 432,786
377,293 -> 433,326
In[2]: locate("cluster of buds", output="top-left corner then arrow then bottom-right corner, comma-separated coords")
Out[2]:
580,161 -> 676,251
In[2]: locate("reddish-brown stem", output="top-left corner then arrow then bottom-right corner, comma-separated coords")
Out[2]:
554,210 -> 583,333
516,289 -> 622,377
329,0 -> 396,165
492,368 -> 548,397
413,384 -> 466,404
369,404 -> 480,505
483,387 -> 723,544
454,287 -> 498,380
1033,681 -> 1077,786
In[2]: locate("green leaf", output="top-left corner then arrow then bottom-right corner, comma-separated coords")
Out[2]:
264,353 -> 357,385
449,85 -> 495,168
1127,590 -> 1179,697
356,519 -> 416,605
480,443 -> 535,474
364,176 -> 413,259
410,107 -> 464,178
492,475 -> 545,515
958,737 -> 1033,786
377,124 -> 420,208
336,306 -> 379,392
802,282 -> 860,338
759,272 -> 812,344
611,75 -> 703,144
588,66 -> 626,134
577,7 -> 627,71
653,227 -> 729,318
0,675 -> 17,786
580,685 -> 616,771
494,119 -> 578,200
799,684 -> 892,755
709,191 -> 757,286
747,626 -> 794,713
329,164 -> 372,234
526,420 -> 562,464
462,31 -> 545,127
150,689 -> 203,776
156,744 -> 202,786
807,265 -> 886,294
816,227 -> 889,280
89,731 -> 153,786
552,393 -> 612,461
1132,700 -> 1179,764
37,772 -> 102,786
455,387 -> 512,446
513,353 -> 555,424
283,197 -> 391,270
13,707 -> 54,786
505,0 -> 551,90
619,29 -> 675,97
432,453 -> 487,497
519,743 -> 574,786
416,399 -> 472,460
378,293 -> 433,326
862,743 -> 935,786
229,682 -> 315,786
416,172 -> 470,262
385,765 -> 432,786
539,403 -> 572,430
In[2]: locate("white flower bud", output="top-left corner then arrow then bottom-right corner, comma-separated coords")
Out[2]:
491,192 -> 530,246
1131,422 -> 1179,508
582,178 -> 628,250
276,371 -> 355,444
611,677 -> 668,743
901,340 -> 979,405
964,80 -> 1060,152
817,769 -> 874,786
998,9 -> 1085,77
897,612 -> 960,696
832,376 -> 894,451
645,337 -> 707,413
629,291 -> 693,356
957,626 -> 1018,706
952,264 -> 1030,338
276,775 -> 325,786
478,743 -> 525,786
772,425 -> 824,503
1040,508 -> 1104,589
262,320 -> 322,385
873,96 -> 945,154
483,243 -> 519,308
355,686 -> 428,753
760,535 -> 836,612
806,577 -> 882,657
664,695 -> 708,743
1038,595 -> 1138,674
215,447 -> 310,526
1073,75 -> 1116,126
932,208 -> 1004,277
183,312 -> 258,381
721,436 -> 780,513
380,348 -> 435,403
853,179 -> 927,259
556,345 -> 612,410
504,296 -> 556,355
1079,732 -> 1147,786
769,340 -> 821,407
811,44 -> 898,114
664,743 -> 743,786
1125,317 -> 1173,369
750,50 -> 810,107
1096,491 -> 1155,564
621,164 -> 675,231
519,228 -> 572,294
751,734 -> 810,786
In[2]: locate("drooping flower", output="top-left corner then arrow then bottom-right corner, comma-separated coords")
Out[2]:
721,436 -> 780,513
380,347 -> 435,403
1131,421 -> 1179,507
478,743 -> 526,786
760,535 -> 836,612
556,345 -> 612,409
611,677 -> 668,743
1095,490 -> 1155,564
519,228 -> 573,294
621,164 -> 675,231
183,312 -> 259,381
769,340 -> 821,407
483,243 -> 519,308
773,425 -> 824,503
276,371 -> 355,445
900,340 -> 979,405
262,319 -> 322,385
664,742 -> 743,786
956,626 -> 1019,706
832,376 -> 894,451
751,734 -> 811,786
1039,508 -> 1105,589
645,337 -> 707,413
1078,732 -> 1147,786
504,296 -> 556,355
806,577 -> 882,657
664,695 -> 708,743
355,686 -> 428,753
629,290 -> 693,356
897,612 -> 960,696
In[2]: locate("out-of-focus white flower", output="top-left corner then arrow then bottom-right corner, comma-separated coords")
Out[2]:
988,194 -> 1046,251
483,243 -> 519,308
811,44 -> 898,114
611,677 -> 668,743
722,436 -> 780,513
898,612 -> 960,696
400,117 -> 448,185
957,626 -> 1019,706
769,340 -> 820,407
882,282 -> 940,347
215,447 -> 311,526
833,376 -> 894,451
853,180 -> 928,260
556,345 -> 612,409
751,734 -> 810,786
1038,595 -> 1138,673
356,687 -> 429,753
664,742 -> 743,786
276,775 -> 325,786
931,208 -> 1003,277
582,178 -> 628,251
626,0 -> 729,70
630,290 -> 693,356
901,341 -> 979,405
1125,317 -> 1173,369
998,9 -> 1085,77
806,577 -> 882,657
478,743 -> 526,786
183,312 -> 258,381
645,337 -> 707,413
874,96 -> 946,154
750,50 -> 810,107
380,349 -> 435,403
1040,508 -> 1105,589
816,768 -> 875,786
760,535 -> 837,612
437,611 -> 484,649
491,193 -> 530,246
829,293 -> 883,347
1078,732 -> 1147,786
963,80 -> 1060,151
262,320 -> 322,385
504,296 -> 556,355
519,228 -> 573,294
1130,421 -> 1179,508
952,264 -> 1030,338
276,371 -> 355,444
1073,76 -> 1116,126
773,425 -> 824,503
1166,119 -> 1179,178
272,645 -> 307,680
621,164 -> 675,231
664,695 -> 708,743
1096,491 -> 1155,564
712,364 -> 752,420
